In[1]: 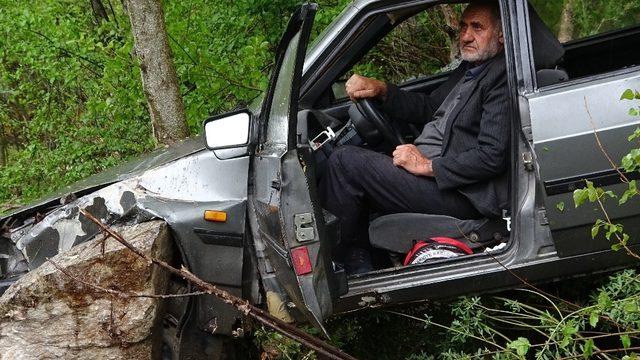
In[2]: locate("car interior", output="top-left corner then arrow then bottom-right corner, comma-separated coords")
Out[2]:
295,1 -> 640,273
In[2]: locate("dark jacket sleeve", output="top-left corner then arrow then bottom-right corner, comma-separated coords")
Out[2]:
431,74 -> 510,190
381,68 -> 464,126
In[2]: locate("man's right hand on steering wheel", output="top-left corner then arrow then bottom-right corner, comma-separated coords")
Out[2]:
345,74 -> 388,101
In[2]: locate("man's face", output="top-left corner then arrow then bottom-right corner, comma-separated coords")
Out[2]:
459,5 -> 504,64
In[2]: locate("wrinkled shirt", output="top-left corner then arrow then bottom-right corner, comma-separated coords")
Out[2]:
414,63 -> 488,159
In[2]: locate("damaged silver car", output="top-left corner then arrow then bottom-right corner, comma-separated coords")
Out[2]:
2,0 -> 640,358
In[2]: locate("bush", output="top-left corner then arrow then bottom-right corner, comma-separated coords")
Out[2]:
0,0 -> 347,210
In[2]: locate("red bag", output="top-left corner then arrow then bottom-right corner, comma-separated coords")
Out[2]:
403,237 -> 473,266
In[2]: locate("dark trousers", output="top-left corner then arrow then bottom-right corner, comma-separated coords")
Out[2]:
319,146 -> 481,248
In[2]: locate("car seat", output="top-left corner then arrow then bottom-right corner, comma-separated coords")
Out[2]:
529,3 -> 569,86
369,214 -> 508,255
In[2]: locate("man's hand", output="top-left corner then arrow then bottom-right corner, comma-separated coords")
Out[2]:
392,144 -> 434,177
345,74 -> 388,101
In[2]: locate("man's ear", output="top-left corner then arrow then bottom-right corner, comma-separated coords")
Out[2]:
498,30 -> 504,44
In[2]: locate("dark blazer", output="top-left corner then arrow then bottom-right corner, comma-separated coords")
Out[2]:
382,55 -> 510,218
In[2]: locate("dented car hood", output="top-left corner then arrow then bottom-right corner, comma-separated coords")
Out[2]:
1,134 -> 251,277
1,136 -> 206,221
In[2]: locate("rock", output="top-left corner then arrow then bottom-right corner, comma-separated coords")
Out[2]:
0,220 -> 173,360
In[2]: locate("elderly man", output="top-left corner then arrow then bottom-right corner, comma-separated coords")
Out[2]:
320,0 -> 510,272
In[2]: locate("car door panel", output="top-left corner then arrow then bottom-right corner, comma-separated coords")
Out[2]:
528,69 -> 640,256
250,3 -> 338,333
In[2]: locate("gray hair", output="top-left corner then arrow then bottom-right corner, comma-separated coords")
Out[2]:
467,0 -> 502,27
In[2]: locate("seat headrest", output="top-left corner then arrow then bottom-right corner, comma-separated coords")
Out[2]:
528,3 -> 565,69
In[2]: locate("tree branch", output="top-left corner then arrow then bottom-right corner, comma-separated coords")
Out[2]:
584,96 -> 629,183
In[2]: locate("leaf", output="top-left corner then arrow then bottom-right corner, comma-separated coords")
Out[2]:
507,337 -> 531,356
589,311 -> 599,327
591,224 -> 600,239
619,181 -> 638,204
621,334 -> 631,349
630,108 -> 639,116
563,324 -> 578,337
598,292 -> 612,309
583,338 -> 594,359
605,223 -> 623,240
623,301 -> 637,313
574,188 -> 589,208
587,187 -> 599,202
621,89 -> 635,100
556,201 -> 565,212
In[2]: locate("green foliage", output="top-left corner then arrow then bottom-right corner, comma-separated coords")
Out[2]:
285,272 -> 640,359
408,270 -> 640,358
254,325 -> 312,359
570,0 -> 640,38
572,89 -> 640,254
0,0 -> 153,207
530,0 -> 640,39
0,0 -> 348,210
507,337 -> 530,357
346,5 -> 465,84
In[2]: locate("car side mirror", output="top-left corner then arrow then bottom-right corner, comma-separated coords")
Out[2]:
203,110 -> 251,150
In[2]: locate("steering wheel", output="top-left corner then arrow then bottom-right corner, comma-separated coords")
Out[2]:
354,98 -> 405,146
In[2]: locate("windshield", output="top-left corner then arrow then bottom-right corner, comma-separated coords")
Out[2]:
305,4 -> 357,72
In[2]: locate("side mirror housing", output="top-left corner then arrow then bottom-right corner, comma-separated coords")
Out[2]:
203,110 -> 251,150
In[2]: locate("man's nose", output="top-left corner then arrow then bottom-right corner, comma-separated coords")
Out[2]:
460,28 -> 473,43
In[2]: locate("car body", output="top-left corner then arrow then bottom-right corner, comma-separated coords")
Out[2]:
1,0 -> 639,356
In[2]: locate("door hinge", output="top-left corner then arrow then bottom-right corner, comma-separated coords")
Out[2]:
294,213 -> 315,242
523,152 -> 534,172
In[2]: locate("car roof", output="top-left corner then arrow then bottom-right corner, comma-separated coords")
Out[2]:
350,0 -> 464,8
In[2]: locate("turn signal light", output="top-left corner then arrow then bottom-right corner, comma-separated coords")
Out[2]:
204,210 -> 227,222
291,246 -> 313,276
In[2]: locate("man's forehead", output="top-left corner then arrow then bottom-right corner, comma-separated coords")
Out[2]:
461,5 -> 496,24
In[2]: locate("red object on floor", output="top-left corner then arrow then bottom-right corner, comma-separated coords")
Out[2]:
403,237 -> 473,266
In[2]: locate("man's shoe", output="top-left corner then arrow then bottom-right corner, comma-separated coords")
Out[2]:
344,247 -> 373,275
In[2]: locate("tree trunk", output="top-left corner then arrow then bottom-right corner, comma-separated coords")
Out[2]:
558,0 -> 575,43
90,0 -> 110,24
440,4 -> 461,61
126,0 -> 189,146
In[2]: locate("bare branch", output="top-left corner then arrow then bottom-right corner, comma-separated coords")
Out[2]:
593,195 -> 640,261
584,97 -> 629,183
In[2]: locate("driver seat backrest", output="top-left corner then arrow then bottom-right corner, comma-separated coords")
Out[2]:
528,2 -> 569,86
368,213 -> 508,254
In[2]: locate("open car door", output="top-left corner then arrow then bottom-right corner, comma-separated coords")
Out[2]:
249,3 -> 340,335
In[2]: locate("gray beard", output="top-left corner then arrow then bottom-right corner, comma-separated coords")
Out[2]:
460,38 -> 502,63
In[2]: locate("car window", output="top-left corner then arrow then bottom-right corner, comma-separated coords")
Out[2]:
529,0 -> 640,85
331,5 -> 465,102
530,0 -> 639,41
